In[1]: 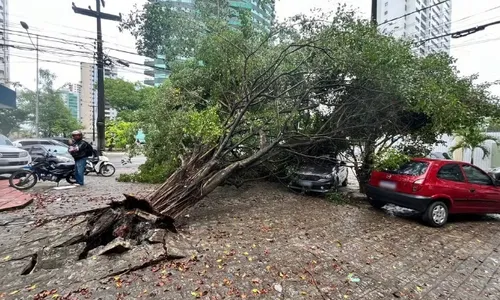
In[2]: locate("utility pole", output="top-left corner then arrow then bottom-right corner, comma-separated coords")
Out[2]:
72,1 -> 121,152
35,35 -> 39,137
371,0 -> 378,25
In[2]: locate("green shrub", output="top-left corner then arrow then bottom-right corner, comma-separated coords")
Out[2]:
374,148 -> 410,171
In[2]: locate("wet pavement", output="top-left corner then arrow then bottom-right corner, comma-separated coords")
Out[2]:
0,160 -> 499,299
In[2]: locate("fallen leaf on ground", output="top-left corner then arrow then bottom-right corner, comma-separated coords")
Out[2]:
252,288 -> 259,294
3,256 -> 10,261
416,286 -> 423,293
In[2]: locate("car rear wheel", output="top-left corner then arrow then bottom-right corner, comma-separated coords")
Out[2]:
368,198 -> 385,209
423,201 -> 448,227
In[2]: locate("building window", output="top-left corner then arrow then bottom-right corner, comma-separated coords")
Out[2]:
384,11 -> 388,15
385,2 -> 388,6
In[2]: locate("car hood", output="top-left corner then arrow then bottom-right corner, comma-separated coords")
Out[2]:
0,145 -> 27,153
295,165 -> 333,176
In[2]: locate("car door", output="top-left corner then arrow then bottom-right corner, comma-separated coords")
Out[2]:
461,164 -> 500,213
434,163 -> 473,213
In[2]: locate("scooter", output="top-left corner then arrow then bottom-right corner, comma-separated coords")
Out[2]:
85,154 -> 116,177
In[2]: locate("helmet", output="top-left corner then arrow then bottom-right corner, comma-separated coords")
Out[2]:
71,130 -> 83,137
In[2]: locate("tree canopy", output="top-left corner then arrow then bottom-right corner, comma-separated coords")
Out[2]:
119,4 -> 500,216
17,69 -> 81,137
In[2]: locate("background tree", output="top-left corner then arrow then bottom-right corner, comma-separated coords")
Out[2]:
17,69 -> 81,137
450,126 -> 499,165
0,108 -> 27,136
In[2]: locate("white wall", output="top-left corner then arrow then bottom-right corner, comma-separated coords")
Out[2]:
431,132 -> 500,170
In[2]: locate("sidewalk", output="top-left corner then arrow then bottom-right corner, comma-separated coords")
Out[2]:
0,179 -> 33,211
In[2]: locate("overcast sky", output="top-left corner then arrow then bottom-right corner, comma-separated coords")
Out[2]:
7,0 -> 500,95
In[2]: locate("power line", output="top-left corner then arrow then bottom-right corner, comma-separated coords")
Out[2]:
378,0 -> 449,27
4,27 -> 145,59
417,19 -> 500,45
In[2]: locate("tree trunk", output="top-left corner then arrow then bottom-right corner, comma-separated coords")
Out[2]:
147,138 -> 280,219
355,140 -> 376,194
471,148 -> 474,165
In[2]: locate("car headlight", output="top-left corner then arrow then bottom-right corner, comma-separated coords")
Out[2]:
19,151 -> 28,157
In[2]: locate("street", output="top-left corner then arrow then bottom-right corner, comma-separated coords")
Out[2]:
0,159 -> 500,299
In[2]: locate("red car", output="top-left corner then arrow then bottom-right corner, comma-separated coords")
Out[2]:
366,158 -> 500,227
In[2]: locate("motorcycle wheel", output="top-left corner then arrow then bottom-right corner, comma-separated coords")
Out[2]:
66,173 -> 77,184
9,170 -> 38,190
99,164 -> 116,177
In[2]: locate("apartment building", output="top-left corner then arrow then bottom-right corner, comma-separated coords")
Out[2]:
60,87 -> 81,121
144,0 -> 275,87
0,0 -> 10,85
377,0 -> 452,55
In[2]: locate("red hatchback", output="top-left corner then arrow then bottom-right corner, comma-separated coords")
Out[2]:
366,158 -> 500,227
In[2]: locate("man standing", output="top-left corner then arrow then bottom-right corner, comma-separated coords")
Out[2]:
68,130 -> 92,186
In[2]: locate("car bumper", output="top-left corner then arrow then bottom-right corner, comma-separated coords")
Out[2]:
0,163 -> 30,174
365,184 -> 431,212
289,180 -> 334,193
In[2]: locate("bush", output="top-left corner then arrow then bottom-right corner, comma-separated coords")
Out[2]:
117,161 -> 176,184
374,148 -> 410,171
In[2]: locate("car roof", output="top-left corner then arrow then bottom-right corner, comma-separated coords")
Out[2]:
412,157 -> 472,166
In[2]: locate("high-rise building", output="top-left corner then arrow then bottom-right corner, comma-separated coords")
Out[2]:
60,89 -> 80,121
0,0 -> 10,85
80,62 -> 118,141
144,0 -> 275,87
228,0 -> 275,29
377,0 -> 452,55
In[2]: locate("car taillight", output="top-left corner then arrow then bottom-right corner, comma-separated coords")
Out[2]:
412,178 -> 424,192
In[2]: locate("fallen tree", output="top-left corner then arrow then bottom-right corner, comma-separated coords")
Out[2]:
121,6 -> 500,217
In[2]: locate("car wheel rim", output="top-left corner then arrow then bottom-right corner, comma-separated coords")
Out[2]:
432,205 -> 446,224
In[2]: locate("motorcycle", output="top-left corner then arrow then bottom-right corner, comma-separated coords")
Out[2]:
85,154 -> 116,177
9,151 -> 77,190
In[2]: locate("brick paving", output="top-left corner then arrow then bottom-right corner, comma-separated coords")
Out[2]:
1,182 -> 500,299
0,161 -> 499,299
0,179 -> 33,212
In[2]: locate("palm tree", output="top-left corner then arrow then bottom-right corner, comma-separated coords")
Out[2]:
450,127 -> 499,165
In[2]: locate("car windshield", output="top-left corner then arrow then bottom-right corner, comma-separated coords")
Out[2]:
386,161 -> 429,176
0,135 -> 13,146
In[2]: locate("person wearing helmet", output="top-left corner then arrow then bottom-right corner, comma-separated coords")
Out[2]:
68,130 -> 93,186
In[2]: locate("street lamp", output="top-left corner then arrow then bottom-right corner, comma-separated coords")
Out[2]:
20,21 -> 40,138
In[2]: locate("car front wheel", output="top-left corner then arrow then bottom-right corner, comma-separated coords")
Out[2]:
423,201 -> 448,227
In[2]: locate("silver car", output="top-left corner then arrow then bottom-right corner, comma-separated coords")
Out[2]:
0,134 -> 31,175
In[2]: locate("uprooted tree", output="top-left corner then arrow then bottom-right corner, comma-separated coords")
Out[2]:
120,4 -> 500,218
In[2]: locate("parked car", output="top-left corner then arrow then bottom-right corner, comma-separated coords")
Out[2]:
0,134 -> 31,175
49,137 -> 71,146
14,138 -> 68,148
366,158 -> 500,227
487,167 -> 500,181
22,144 -> 73,164
288,156 -> 348,193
